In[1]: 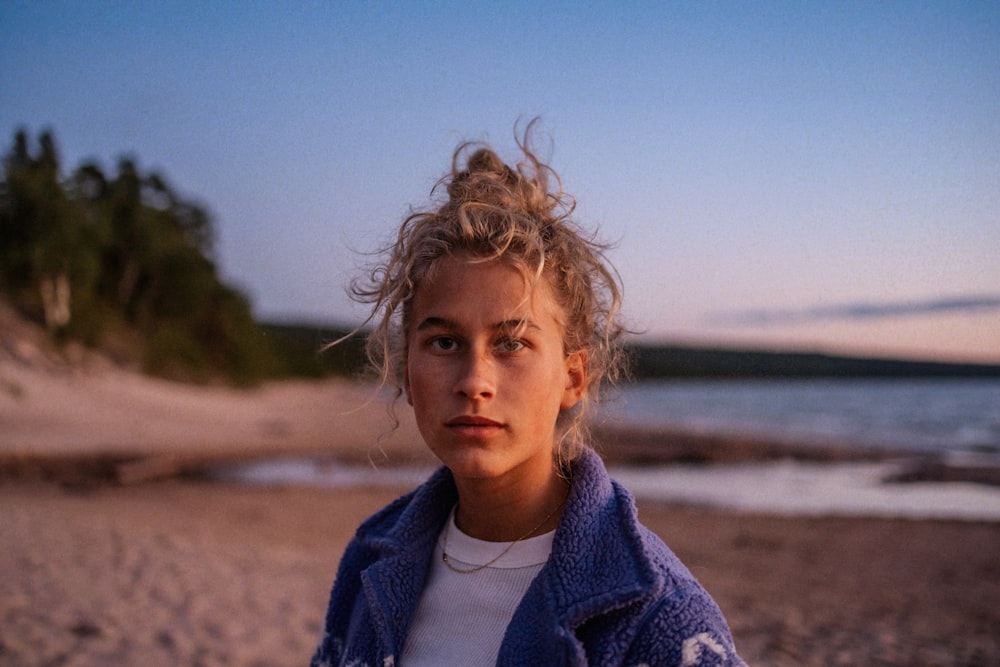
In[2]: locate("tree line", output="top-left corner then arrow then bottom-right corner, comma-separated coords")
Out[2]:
0,128 -> 356,384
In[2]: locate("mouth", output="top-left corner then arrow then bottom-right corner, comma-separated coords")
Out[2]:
445,415 -> 505,437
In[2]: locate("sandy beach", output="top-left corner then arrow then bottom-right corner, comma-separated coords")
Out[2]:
4,477 -> 998,666
2,309 -> 999,666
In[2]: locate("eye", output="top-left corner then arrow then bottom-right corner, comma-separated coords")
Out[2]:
429,336 -> 459,352
497,338 -> 526,353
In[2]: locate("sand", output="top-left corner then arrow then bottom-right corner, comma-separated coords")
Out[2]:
2,306 -> 1000,666
3,479 -> 998,666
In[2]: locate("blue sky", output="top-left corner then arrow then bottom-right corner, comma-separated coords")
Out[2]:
2,1 -> 999,362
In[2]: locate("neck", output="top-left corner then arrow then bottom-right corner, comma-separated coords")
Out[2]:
452,465 -> 570,542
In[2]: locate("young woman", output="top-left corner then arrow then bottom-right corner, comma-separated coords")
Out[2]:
310,126 -> 745,667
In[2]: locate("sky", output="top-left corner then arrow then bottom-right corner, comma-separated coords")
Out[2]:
2,1 -> 999,363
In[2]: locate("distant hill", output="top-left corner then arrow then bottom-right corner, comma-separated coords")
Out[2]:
628,343 -> 1000,380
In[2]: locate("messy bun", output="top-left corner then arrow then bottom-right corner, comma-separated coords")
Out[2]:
348,120 -> 626,459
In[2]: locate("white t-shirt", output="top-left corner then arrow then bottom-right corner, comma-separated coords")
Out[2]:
400,508 -> 555,667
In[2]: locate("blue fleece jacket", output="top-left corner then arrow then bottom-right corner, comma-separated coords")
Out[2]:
310,449 -> 745,666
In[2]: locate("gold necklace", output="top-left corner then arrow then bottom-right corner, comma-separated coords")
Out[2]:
441,491 -> 569,575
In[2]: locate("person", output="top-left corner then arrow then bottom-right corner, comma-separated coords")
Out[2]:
310,123 -> 745,667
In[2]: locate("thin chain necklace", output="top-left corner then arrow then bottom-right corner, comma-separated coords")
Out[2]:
441,488 -> 569,575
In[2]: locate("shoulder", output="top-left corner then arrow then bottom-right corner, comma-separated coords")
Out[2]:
328,465 -> 457,601
562,450 -> 745,665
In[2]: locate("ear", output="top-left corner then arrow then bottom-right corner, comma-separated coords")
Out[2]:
560,349 -> 588,410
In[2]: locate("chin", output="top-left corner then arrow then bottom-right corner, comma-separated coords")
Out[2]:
442,459 -> 506,480
433,448 -> 511,480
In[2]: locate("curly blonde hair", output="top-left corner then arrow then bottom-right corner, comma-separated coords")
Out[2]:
349,122 -> 626,461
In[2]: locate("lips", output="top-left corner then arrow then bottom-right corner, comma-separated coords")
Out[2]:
447,415 -> 502,427
445,415 -> 504,437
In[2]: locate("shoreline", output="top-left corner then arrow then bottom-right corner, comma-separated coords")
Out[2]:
6,419 -> 1000,523
209,454 -> 1000,523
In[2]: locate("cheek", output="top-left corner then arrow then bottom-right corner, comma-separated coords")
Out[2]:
523,358 -> 570,408
403,359 -> 437,406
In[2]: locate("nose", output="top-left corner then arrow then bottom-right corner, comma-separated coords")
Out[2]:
454,350 -> 496,400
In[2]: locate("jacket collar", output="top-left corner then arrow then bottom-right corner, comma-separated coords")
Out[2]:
354,465 -> 457,555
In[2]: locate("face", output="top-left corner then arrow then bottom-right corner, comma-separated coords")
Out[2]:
403,254 -> 586,485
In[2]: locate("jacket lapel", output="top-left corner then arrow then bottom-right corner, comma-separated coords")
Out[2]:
498,450 -> 663,665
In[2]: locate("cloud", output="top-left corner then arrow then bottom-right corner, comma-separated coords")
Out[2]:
707,295 -> 1000,327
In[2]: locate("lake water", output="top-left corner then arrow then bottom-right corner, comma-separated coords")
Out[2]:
600,378 -> 1000,456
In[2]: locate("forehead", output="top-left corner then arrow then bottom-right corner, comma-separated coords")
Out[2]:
409,254 -> 564,328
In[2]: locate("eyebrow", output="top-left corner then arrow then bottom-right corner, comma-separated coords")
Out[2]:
414,317 -> 540,333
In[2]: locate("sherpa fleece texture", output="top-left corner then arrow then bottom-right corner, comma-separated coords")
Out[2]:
310,449 -> 745,667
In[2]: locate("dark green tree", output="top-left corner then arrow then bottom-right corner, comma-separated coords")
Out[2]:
0,129 -> 95,336
1,128 -> 280,384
